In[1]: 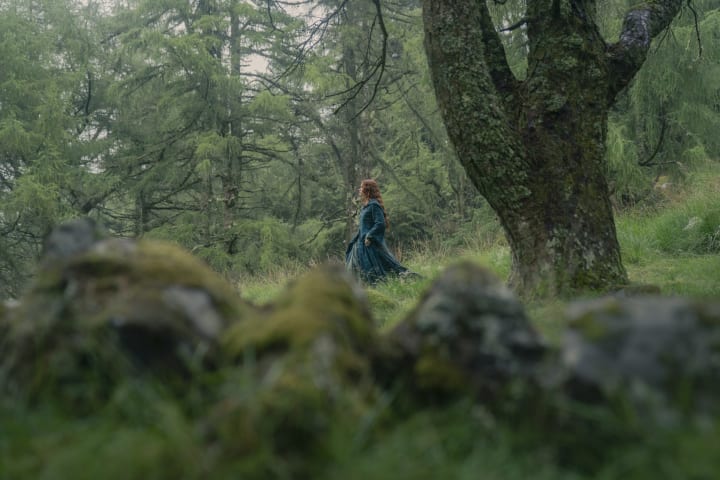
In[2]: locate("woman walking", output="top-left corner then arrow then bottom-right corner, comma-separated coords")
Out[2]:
345,179 -> 412,284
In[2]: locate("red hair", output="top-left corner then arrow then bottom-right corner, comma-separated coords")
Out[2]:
360,179 -> 389,228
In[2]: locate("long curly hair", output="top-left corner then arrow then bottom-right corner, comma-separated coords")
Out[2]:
360,179 -> 389,229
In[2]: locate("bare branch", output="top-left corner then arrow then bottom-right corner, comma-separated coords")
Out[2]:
278,0 -> 352,79
331,0 -> 388,119
266,0 -> 278,31
686,0 -> 703,57
499,17 -> 527,33
639,108 -> 668,167
299,209 -> 348,247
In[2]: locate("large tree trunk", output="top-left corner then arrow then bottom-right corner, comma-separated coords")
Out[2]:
422,0 -> 683,295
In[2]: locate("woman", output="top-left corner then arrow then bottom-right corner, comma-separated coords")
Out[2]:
345,179 -> 411,284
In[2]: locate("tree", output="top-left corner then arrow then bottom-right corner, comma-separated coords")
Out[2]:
0,0 -> 107,298
96,0 -> 303,269
592,1 -> 720,206
264,0 -> 453,248
421,0 -> 687,295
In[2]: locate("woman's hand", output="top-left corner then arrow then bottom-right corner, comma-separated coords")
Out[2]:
364,237 -> 371,247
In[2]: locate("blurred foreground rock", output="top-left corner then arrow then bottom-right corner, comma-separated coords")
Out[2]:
1,218 -> 254,408
385,262 -> 546,399
562,296 -> 720,416
206,266 -> 379,472
3,218 -> 720,476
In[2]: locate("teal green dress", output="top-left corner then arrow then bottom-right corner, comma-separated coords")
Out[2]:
345,199 -> 409,283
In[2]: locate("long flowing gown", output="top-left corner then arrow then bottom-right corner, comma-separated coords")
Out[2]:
345,199 -> 409,284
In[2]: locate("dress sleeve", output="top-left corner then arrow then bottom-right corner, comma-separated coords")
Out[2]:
365,202 -> 385,242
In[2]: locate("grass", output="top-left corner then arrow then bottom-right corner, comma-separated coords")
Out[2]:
5,386 -> 718,480
240,163 -> 720,334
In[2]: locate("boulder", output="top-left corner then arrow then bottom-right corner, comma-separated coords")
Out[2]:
208,265 -> 378,473
562,296 -> 720,416
385,261 -> 546,400
0,219 -> 253,409
40,217 -> 108,265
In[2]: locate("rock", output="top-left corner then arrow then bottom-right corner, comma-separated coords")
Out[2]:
209,265 -> 378,471
561,296 -> 720,416
40,217 -> 108,265
0,220 -> 253,409
386,261 -> 546,399
222,263 -> 375,361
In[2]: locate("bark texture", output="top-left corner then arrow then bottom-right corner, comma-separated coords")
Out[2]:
422,0 -> 683,295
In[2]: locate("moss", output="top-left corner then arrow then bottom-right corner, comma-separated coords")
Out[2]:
273,267 -> 375,344
96,241 -> 244,314
206,355 -> 372,478
208,268 -> 380,476
615,284 -> 662,296
545,93 -> 568,112
223,309 -> 325,356
219,266 -> 378,445
223,266 -> 374,359
414,350 -> 468,393
208,373 -> 324,461
366,289 -> 398,312
2,238 -> 255,410
566,298 -> 658,346
568,312 -> 610,341
556,56 -> 579,71
36,240 -> 251,329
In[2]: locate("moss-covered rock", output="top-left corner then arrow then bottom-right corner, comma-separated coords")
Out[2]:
222,263 -> 375,365
210,265 -> 379,475
40,217 -> 109,266
385,261 -> 546,400
562,296 -> 720,416
0,220 -> 254,410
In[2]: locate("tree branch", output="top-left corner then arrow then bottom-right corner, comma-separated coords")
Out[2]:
686,0 -> 703,57
278,0 -> 351,79
638,107 -> 668,167
331,0 -> 388,118
606,0 -> 684,102
499,18 -> 527,33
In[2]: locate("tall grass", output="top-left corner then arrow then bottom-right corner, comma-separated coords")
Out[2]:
616,164 -> 720,298
618,167 -> 720,259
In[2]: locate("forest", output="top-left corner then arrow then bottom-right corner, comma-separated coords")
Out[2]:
1,0 -> 720,479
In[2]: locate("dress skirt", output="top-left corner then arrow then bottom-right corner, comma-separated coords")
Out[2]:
345,238 -> 408,284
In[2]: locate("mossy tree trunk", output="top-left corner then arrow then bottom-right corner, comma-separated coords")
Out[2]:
422,0 -> 683,295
